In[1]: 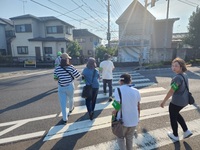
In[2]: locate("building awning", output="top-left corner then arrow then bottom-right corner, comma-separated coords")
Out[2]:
28,37 -> 71,42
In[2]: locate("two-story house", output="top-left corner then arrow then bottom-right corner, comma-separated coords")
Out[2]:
116,0 -> 179,63
0,18 -> 15,56
10,14 -> 74,62
73,29 -> 102,58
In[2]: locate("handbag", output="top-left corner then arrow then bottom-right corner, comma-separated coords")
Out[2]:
180,74 -> 195,105
81,70 -> 96,98
81,85 -> 93,98
111,88 -> 124,138
62,67 -> 74,80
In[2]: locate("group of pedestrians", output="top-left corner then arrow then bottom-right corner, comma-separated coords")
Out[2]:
54,52 -> 193,150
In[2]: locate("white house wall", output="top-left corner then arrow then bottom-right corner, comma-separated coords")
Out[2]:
118,46 -> 141,62
0,25 -> 7,51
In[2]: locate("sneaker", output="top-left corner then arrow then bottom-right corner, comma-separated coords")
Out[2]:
167,132 -> 179,142
108,96 -> 113,102
183,130 -> 193,138
69,106 -> 74,113
89,111 -> 94,120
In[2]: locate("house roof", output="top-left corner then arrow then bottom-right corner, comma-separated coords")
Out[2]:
28,37 -> 71,42
10,14 -> 74,27
0,18 -> 14,26
73,29 -> 102,39
172,32 -> 188,41
39,16 -> 74,27
0,20 -> 6,25
116,0 -> 155,24
155,18 -> 180,23
10,14 -> 41,21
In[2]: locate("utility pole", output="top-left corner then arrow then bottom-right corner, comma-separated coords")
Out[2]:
107,0 -> 111,48
164,0 -> 170,54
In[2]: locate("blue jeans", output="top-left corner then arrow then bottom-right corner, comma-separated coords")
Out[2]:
85,88 -> 99,114
58,83 -> 74,121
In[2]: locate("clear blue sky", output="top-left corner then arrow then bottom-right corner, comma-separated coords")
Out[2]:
0,0 -> 199,43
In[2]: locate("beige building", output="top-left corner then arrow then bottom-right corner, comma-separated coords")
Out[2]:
73,29 -> 102,58
116,0 -> 179,63
10,14 -> 74,62
0,18 -> 15,55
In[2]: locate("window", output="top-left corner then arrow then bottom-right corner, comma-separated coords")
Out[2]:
44,47 -> 52,54
15,24 -> 32,32
46,26 -> 63,34
66,27 -> 72,34
61,48 -> 64,53
76,38 -> 85,43
17,46 -> 28,54
144,40 -> 149,46
134,40 -> 141,46
90,37 -> 93,42
5,30 -> 15,37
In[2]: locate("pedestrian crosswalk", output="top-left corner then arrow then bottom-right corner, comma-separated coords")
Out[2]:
43,69 -> 199,149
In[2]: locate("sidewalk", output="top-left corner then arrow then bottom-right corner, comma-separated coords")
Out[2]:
0,65 -> 140,79
0,67 -> 51,78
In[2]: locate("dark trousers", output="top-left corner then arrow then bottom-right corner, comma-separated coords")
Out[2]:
85,88 -> 99,114
169,103 -> 188,136
103,79 -> 113,97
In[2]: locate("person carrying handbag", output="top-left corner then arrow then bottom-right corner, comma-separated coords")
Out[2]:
112,73 -> 141,150
54,53 -> 81,124
82,57 -> 100,120
160,57 -> 193,141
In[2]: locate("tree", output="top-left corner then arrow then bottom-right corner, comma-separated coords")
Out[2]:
67,41 -> 81,57
184,7 -> 200,49
95,45 -> 117,61
95,45 -> 107,61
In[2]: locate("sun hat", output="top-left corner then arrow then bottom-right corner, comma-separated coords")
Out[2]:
61,53 -> 71,60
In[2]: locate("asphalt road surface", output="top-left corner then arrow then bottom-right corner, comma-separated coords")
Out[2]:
0,65 -> 200,150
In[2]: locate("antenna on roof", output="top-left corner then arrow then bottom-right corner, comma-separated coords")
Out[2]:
19,0 -> 27,14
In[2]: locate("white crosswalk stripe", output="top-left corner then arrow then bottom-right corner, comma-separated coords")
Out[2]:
42,69 -> 200,149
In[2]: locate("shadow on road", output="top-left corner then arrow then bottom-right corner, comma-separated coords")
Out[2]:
0,88 -> 57,114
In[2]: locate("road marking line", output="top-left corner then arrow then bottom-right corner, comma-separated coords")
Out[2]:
0,114 -> 57,127
45,105 -> 197,141
61,93 -> 167,117
0,131 -> 46,145
0,122 -> 27,136
112,75 -> 145,80
74,87 -> 166,102
78,79 -> 150,88
79,118 -> 200,150
75,82 -> 157,94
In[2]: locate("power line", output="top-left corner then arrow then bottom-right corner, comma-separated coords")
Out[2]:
81,0 -> 107,24
177,0 -> 197,7
30,0 -> 97,29
71,0 -> 107,30
48,0 -> 101,28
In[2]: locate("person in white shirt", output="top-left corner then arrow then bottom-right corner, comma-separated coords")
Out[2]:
113,73 -> 141,150
99,53 -> 115,102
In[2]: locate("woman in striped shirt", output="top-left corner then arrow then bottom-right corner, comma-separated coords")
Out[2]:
54,53 -> 81,124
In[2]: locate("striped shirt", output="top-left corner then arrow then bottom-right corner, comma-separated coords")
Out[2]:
54,65 -> 81,86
